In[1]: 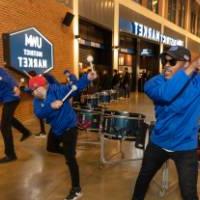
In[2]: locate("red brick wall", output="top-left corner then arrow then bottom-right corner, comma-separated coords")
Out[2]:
0,0 -> 74,122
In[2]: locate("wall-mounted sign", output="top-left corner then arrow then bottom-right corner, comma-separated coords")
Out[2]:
120,48 -> 135,54
79,38 -> 104,49
119,19 -> 184,46
3,27 -> 54,74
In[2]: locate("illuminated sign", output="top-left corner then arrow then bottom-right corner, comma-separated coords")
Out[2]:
141,48 -> 153,56
119,19 -> 184,46
3,27 -> 54,74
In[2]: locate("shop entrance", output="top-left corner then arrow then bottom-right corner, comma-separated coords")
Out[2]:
119,33 -> 137,91
79,19 -> 112,76
138,40 -> 160,92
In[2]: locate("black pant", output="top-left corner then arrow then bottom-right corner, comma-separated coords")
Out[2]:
47,128 -> 62,153
123,84 -> 130,98
132,142 -> 199,200
39,118 -> 46,134
48,127 -> 80,188
1,100 -> 31,157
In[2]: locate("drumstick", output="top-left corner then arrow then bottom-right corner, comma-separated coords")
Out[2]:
23,70 -> 32,78
87,55 -> 95,72
43,67 -> 53,74
90,62 -> 95,72
62,85 -> 77,102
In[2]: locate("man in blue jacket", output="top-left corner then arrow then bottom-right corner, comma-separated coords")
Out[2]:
29,71 -> 97,200
64,69 -> 78,85
0,68 -> 31,164
132,46 -> 200,200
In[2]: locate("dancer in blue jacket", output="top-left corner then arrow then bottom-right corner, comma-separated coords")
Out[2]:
29,71 -> 97,200
132,46 -> 200,200
0,67 -> 31,164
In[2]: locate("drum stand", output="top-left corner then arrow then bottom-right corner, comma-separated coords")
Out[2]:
78,128 -> 101,145
79,128 -> 143,165
99,132 -> 143,165
78,114 -> 144,165
152,161 -> 177,197
99,111 -> 145,165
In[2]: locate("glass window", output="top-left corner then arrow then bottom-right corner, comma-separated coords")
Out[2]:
190,1 -> 198,34
118,54 -> 133,66
191,12 -> 196,34
168,0 -> 177,23
178,0 -> 186,28
147,0 -> 159,14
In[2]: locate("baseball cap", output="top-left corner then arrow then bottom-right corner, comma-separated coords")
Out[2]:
28,75 -> 47,90
160,46 -> 191,61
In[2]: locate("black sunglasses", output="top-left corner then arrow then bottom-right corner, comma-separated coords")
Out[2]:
161,57 -> 177,66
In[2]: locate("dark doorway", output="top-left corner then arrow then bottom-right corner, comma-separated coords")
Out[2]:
119,33 -> 137,91
138,40 -> 160,92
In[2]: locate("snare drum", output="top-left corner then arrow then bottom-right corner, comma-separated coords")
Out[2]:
107,90 -> 118,101
98,91 -> 111,104
80,94 -> 99,108
86,94 -> 99,108
102,110 -> 147,149
74,107 -> 102,131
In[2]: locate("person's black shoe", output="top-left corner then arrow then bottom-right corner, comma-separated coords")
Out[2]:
20,132 -> 31,142
0,156 -> 17,164
64,187 -> 82,200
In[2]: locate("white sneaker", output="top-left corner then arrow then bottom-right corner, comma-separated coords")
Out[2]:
64,188 -> 82,200
34,132 -> 46,138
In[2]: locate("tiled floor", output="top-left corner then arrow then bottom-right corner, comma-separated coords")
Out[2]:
0,92 -> 199,200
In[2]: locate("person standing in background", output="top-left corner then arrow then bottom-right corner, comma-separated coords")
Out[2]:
100,69 -> 112,91
64,69 -> 78,85
112,69 -> 120,89
122,67 -> 131,98
63,69 -> 79,103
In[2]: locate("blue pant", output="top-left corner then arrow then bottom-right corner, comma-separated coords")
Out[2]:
132,142 -> 199,200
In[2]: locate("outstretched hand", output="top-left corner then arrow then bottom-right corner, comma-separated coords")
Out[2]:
87,70 -> 97,81
185,56 -> 200,75
191,56 -> 200,71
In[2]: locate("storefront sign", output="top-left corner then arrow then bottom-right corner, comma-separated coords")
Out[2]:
79,38 -> 104,49
141,48 -> 153,56
120,19 -> 184,46
120,48 -> 135,54
3,27 -> 54,74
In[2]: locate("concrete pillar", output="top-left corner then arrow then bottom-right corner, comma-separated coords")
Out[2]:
73,0 -> 79,77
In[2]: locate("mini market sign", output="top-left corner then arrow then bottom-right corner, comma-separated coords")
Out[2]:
3,27 -> 54,74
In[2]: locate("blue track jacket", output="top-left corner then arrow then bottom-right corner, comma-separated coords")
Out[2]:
144,70 -> 200,151
33,74 -> 89,136
0,68 -> 19,103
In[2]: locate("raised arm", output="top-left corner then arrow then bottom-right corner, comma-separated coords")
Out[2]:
144,70 -> 191,103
